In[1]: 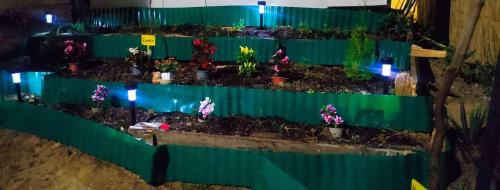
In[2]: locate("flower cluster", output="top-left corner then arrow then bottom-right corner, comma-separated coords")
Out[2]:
126,47 -> 151,67
192,39 -> 216,70
91,85 -> 110,107
155,57 -> 178,73
64,40 -> 88,63
236,46 -> 257,65
320,104 -> 344,128
271,49 -> 292,76
198,97 -> 215,119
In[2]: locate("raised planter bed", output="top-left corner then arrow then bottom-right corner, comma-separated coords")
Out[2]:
0,100 -> 429,189
42,75 -> 433,132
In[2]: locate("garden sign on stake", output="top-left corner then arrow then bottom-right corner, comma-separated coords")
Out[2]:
141,34 -> 156,52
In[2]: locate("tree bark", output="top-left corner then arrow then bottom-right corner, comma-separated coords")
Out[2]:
428,0 -> 485,189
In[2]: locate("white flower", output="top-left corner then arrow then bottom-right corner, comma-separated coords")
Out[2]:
128,47 -> 139,55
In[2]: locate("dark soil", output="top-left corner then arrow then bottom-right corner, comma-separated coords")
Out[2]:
56,58 -> 391,94
88,24 -> 411,41
51,103 -> 425,149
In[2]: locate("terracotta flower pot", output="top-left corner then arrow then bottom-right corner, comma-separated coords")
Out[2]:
68,62 -> 79,73
328,127 -> 343,138
152,72 -> 161,84
160,72 -> 174,84
272,76 -> 286,86
196,70 -> 208,80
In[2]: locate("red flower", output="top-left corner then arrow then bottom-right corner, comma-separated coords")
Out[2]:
193,39 -> 203,48
160,123 -> 170,131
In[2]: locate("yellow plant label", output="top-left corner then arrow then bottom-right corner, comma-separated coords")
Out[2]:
411,179 -> 427,190
141,35 -> 156,46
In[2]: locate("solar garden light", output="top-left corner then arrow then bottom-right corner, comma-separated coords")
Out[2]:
11,72 -> 23,102
126,83 -> 138,126
45,13 -> 54,24
381,57 -> 394,95
258,1 -> 266,29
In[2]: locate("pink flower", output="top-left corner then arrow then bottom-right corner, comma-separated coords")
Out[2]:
334,116 -> 344,126
65,45 -> 73,54
273,65 -> 281,73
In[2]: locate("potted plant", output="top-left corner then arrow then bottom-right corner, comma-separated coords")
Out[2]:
91,85 -> 110,113
126,47 -> 151,76
198,97 -> 215,123
320,104 -> 344,138
64,40 -> 88,74
154,57 -> 178,84
237,46 -> 258,77
192,38 -> 216,80
270,49 -> 291,86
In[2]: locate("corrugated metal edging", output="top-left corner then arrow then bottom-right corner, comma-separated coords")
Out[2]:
89,34 -> 411,69
85,6 -> 387,30
165,144 -> 429,190
41,76 -> 433,132
0,71 -> 52,96
0,100 -> 158,184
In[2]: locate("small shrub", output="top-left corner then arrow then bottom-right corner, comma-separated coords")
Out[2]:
344,26 -> 375,80
238,61 -> 257,77
154,57 -> 178,73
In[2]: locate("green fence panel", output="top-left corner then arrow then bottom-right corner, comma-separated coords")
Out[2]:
0,71 -> 52,96
86,7 -> 386,31
284,39 -> 348,65
0,100 -> 158,184
42,76 -> 433,132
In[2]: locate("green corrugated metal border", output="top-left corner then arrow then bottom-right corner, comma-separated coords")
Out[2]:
0,100 -> 429,189
0,71 -> 52,96
91,34 -> 411,70
85,6 -> 386,31
41,75 -> 433,132
0,100 -> 161,184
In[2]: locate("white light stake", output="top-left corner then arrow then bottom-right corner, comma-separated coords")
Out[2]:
45,14 -> 53,24
11,73 -> 21,84
11,72 -> 23,102
127,89 -> 137,102
382,64 -> 391,77
126,83 -> 138,126
258,1 -> 266,29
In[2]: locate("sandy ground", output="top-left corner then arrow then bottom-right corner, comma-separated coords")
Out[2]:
0,129 -> 247,190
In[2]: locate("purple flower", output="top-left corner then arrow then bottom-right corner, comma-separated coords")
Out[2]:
334,116 -> 344,126
320,104 -> 344,127
91,85 -> 109,104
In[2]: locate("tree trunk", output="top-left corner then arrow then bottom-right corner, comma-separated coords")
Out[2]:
428,0 -> 485,189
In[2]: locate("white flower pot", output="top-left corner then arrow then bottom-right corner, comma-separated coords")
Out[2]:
196,70 -> 208,80
160,72 -> 174,84
91,107 -> 102,114
329,127 -> 343,138
197,118 -> 207,123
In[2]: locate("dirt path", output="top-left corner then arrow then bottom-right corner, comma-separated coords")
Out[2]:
0,129 -> 246,190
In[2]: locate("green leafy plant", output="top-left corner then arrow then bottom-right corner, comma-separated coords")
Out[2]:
72,21 -> 85,33
238,61 -> 257,77
446,102 -> 487,144
344,26 -> 375,80
233,18 -> 245,32
298,22 -> 312,37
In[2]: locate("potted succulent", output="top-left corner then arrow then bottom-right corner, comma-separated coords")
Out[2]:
198,97 -> 215,123
270,48 -> 291,86
320,104 -> 344,138
91,85 -> 110,114
192,38 -> 216,80
154,57 -> 178,84
64,40 -> 88,74
237,46 -> 258,77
